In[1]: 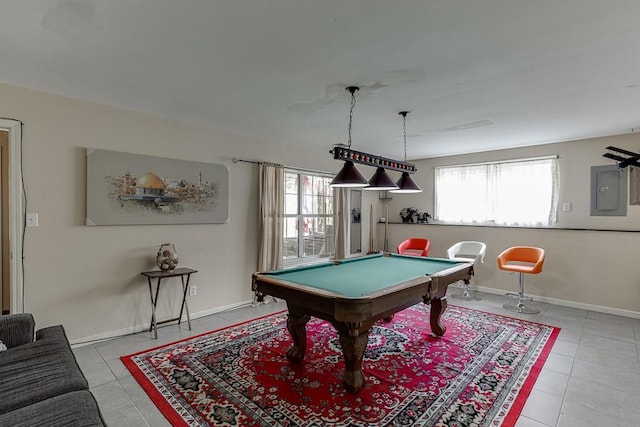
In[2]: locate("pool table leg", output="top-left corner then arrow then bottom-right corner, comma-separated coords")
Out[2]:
429,297 -> 448,336
335,322 -> 372,394
285,312 -> 310,363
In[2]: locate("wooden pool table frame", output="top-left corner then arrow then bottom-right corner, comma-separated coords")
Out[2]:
251,253 -> 473,393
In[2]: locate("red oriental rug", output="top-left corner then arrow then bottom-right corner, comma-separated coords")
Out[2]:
122,304 -> 559,426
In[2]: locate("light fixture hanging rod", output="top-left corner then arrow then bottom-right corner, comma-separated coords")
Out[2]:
399,111 -> 409,163
345,86 -> 359,149
390,109 -> 422,193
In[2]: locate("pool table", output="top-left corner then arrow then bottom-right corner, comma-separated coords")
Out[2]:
251,252 -> 473,393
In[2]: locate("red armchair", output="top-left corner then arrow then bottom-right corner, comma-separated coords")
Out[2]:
396,238 -> 430,257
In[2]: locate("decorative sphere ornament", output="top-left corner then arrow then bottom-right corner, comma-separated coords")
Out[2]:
156,243 -> 178,271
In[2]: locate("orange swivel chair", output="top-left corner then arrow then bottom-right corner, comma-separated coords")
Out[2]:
497,246 -> 545,314
397,238 -> 430,257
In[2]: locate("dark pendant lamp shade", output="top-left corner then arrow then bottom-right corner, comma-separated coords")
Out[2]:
329,160 -> 368,187
391,171 -> 422,193
364,167 -> 399,191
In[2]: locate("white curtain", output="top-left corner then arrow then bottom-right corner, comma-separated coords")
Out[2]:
435,158 -> 559,226
493,159 -> 559,226
333,188 -> 349,260
435,164 -> 490,223
257,163 -> 284,272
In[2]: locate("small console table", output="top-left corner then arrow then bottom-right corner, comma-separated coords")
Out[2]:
140,267 -> 197,339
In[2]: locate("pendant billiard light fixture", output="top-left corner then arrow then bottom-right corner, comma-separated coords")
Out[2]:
329,86 -> 418,188
390,111 -> 422,193
329,86 -> 369,187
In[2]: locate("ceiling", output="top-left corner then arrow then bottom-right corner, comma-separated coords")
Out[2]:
2,1 -> 640,160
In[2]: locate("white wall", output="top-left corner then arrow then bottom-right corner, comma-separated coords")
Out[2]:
378,134 -> 640,316
3,81 -> 640,344
0,83 -> 338,342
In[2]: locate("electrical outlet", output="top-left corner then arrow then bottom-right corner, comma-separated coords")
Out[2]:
26,213 -> 39,227
189,285 -> 197,297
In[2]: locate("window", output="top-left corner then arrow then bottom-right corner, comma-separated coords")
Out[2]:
434,157 -> 559,226
283,170 -> 334,265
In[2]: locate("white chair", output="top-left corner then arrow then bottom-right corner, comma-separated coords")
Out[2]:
446,241 -> 487,301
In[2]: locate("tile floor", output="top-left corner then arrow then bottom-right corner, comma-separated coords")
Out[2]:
73,289 -> 640,426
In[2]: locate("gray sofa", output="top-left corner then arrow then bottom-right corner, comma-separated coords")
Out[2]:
0,313 -> 106,426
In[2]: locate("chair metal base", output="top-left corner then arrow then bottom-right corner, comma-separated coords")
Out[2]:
450,279 -> 482,301
451,289 -> 482,301
503,302 -> 540,314
502,272 -> 540,314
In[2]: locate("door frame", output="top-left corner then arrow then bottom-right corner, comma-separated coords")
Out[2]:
0,119 -> 23,313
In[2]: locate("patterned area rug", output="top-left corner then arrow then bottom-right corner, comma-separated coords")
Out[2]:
122,304 -> 559,426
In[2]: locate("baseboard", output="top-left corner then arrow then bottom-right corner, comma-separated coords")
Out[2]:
71,286 -> 640,347
70,299 -> 254,347
473,284 -> 640,320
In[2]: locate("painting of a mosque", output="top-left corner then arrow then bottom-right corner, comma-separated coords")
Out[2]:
119,172 -> 181,204
86,149 -> 229,225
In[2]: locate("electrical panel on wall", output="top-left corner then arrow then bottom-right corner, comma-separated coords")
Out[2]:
630,166 -> 640,205
590,165 -> 627,216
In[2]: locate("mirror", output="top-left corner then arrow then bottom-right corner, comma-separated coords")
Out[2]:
350,190 -> 362,254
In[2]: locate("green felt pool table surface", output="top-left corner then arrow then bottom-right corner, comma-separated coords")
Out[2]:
263,253 -> 465,297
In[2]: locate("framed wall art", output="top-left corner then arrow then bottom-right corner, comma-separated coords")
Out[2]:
86,149 -> 229,225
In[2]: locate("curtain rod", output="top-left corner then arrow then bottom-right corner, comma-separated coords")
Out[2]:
232,157 -> 332,176
232,158 -> 282,168
433,154 -> 559,169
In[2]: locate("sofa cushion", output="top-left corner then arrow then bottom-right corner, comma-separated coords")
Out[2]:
0,313 -> 35,348
0,390 -> 106,426
0,325 -> 88,413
